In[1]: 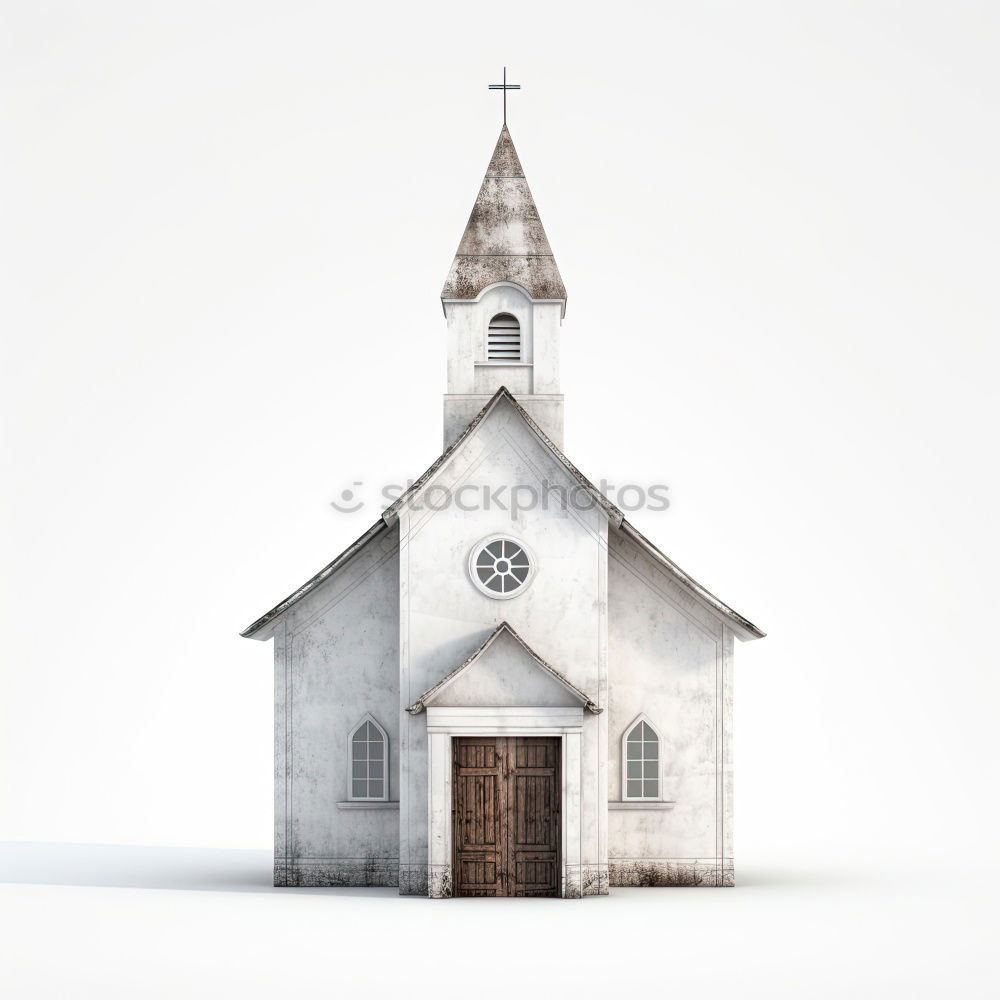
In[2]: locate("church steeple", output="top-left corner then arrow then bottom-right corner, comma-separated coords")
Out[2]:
442,126 -> 567,305
441,127 -> 567,450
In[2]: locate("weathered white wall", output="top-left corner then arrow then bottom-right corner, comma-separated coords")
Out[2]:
272,526 -> 400,886
398,396 -> 608,895
529,299 -> 562,394
606,527 -> 735,886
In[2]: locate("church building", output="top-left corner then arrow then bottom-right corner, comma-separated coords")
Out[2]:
242,116 -> 764,898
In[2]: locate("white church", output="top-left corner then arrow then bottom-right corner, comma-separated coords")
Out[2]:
242,120 -> 764,898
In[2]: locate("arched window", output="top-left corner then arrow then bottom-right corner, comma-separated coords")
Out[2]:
622,716 -> 661,801
487,313 -> 521,361
349,715 -> 388,801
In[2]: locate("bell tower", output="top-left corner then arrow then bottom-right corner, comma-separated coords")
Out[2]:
441,125 -> 567,448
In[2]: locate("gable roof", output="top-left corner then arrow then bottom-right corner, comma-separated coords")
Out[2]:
405,621 -> 601,715
241,388 -> 764,643
441,126 -> 567,305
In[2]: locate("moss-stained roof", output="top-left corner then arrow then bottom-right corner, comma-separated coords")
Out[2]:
441,126 -> 567,302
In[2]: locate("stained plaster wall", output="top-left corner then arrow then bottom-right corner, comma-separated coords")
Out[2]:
272,525 -> 400,886
606,527 -> 735,887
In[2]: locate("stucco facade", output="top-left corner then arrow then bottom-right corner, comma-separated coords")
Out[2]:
243,124 -> 763,897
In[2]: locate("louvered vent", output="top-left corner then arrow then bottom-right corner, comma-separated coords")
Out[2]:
487,313 -> 521,361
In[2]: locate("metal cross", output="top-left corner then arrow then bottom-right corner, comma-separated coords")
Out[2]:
488,67 -> 520,125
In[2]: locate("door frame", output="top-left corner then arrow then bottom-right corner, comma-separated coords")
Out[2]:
426,706 -> 584,899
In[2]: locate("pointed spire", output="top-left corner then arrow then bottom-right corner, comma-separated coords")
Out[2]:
442,127 -> 566,303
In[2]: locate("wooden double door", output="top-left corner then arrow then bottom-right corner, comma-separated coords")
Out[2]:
452,736 -> 561,897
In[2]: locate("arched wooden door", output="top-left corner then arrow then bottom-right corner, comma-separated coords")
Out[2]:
452,736 -> 561,897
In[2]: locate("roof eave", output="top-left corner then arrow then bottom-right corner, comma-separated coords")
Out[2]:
240,519 -> 391,639
440,289 -> 567,319
617,520 -> 766,642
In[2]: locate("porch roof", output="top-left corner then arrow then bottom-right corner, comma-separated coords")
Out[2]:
405,621 -> 602,716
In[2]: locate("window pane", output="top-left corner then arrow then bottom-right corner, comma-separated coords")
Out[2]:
352,761 -> 366,779
352,779 -> 367,798
626,741 -> 642,760
643,780 -> 658,798
626,780 -> 642,798
628,724 -> 643,743
369,760 -> 383,779
627,761 -> 642,779
640,722 -> 655,741
369,740 -> 384,761
473,539 -> 531,598
368,780 -> 384,798
644,740 -> 658,760
643,760 -> 657,779
353,739 -> 368,760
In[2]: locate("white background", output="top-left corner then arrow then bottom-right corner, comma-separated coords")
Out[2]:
2,1 -> 997,996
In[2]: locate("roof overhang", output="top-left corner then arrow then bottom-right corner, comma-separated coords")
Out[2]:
615,520 -> 766,641
240,519 -> 391,639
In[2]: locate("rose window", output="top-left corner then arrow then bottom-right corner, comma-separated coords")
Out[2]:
470,537 -> 533,598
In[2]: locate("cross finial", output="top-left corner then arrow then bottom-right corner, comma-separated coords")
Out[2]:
488,67 -> 520,126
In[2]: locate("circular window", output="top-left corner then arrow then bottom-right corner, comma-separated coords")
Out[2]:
469,536 -> 534,599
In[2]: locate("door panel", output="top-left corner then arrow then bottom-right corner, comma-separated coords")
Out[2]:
453,736 -> 560,898
452,740 -> 504,896
509,737 -> 560,897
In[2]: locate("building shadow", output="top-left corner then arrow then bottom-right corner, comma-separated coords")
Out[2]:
0,842 -> 399,898
2,842 -> 860,897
